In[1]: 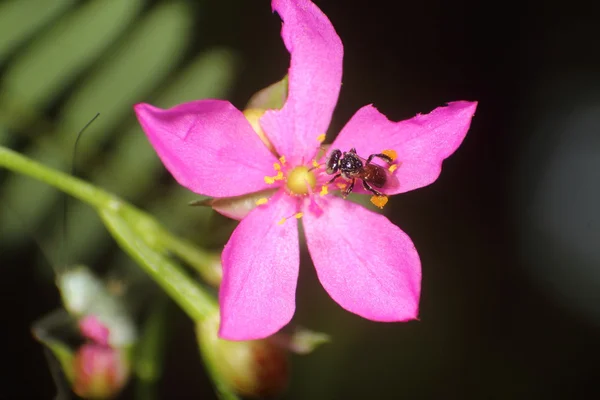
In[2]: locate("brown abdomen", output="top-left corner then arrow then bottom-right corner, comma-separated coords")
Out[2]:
363,164 -> 387,188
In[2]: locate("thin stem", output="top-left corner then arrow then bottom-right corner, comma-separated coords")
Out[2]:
0,145 -> 217,320
160,232 -> 222,287
0,146 -> 115,209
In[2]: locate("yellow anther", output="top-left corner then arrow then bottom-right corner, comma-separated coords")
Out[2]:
264,176 -> 276,184
370,195 -> 389,209
336,183 -> 347,190
382,149 -> 398,161
255,197 -> 268,206
312,160 -> 320,168
274,171 -> 284,181
316,133 -> 326,143
273,163 -> 281,171
319,185 -> 329,196
389,164 -> 398,173
294,212 -> 303,219
279,156 -> 286,165
277,218 -> 287,225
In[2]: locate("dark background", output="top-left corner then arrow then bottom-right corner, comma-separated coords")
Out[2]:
2,0 -> 600,398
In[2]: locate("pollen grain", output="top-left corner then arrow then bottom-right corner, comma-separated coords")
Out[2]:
370,195 -> 389,209
382,149 -> 398,161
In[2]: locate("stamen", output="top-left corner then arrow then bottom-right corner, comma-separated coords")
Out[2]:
370,195 -> 389,209
389,164 -> 398,173
319,185 -> 328,196
312,160 -> 320,168
276,212 -> 303,226
265,161 -> 286,184
316,133 -> 326,143
279,155 -> 286,165
255,197 -> 268,205
336,183 -> 347,190
382,149 -> 398,161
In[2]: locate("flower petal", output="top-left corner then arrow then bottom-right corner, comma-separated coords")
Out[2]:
260,0 -> 343,163
219,191 -> 300,340
303,196 -> 421,321
331,101 -> 477,194
134,100 -> 278,197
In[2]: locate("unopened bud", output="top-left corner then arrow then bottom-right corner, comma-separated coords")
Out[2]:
72,344 -> 130,400
196,313 -> 288,398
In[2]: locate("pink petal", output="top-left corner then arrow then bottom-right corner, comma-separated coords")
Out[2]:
331,101 -> 477,194
219,191 -> 300,340
134,100 -> 278,197
260,0 -> 343,163
303,196 -> 421,321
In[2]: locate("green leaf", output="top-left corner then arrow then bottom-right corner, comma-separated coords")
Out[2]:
1,0 -> 145,113
0,0 -> 75,61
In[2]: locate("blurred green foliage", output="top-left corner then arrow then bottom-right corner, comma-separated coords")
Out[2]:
0,0 -> 238,262
0,1 -> 239,397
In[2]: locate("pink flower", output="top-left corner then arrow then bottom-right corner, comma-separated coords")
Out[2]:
134,0 -> 477,340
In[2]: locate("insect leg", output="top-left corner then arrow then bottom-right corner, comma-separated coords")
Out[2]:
343,179 -> 355,198
327,173 -> 342,185
362,180 -> 384,196
366,153 -> 393,165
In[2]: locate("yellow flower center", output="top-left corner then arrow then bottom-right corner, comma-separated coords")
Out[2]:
285,166 -> 316,195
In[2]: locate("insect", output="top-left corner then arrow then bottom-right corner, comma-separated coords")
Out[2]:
325,148 -> 394,198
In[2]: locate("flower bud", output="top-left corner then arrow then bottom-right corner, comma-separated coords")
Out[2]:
72,344 -> 130,400
196,313 -> 288,398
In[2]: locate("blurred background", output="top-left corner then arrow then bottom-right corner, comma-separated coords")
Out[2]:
1,0 -> 600,398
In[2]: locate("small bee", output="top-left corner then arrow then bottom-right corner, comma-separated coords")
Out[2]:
325,148 -> 395,197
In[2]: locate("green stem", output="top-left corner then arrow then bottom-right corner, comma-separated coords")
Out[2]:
160,232 -> 222,287
0,145 -> 217,320
0,146 -> 222,287
0,145 -> 115,208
